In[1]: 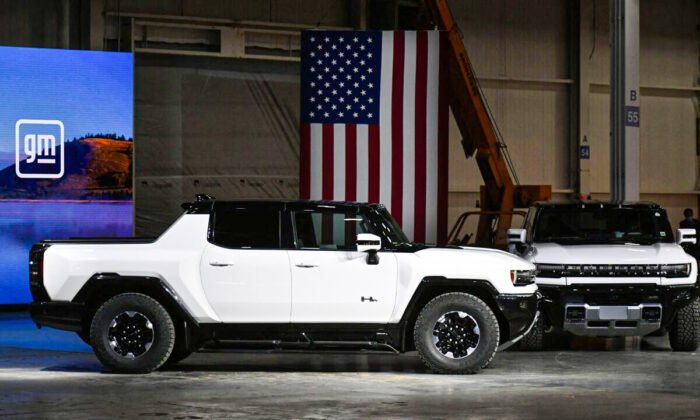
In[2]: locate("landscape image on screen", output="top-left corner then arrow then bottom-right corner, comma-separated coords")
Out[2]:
0,46 -> 133,304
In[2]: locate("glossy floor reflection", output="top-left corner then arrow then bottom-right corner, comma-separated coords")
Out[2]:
1,313 -> 699,419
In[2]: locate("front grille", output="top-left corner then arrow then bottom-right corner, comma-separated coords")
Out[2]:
29,243 -> 51,302
536,263 -> 690,278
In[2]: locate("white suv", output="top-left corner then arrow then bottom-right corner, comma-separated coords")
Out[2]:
29,196 -> 539,374
508,201 -> 699,351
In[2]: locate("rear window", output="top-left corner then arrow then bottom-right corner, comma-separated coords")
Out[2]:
211,208 -> 280,249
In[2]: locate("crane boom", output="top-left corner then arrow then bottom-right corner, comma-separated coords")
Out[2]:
424,0 -> 552,247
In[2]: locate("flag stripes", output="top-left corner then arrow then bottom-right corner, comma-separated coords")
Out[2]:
300,30 -> 448,244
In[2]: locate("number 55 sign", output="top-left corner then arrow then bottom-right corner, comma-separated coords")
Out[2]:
625,106 -> 640,127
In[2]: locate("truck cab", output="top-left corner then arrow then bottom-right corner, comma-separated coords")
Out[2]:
508,201 -> 699,350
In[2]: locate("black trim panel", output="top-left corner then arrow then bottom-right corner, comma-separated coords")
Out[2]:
29,301 -> 85,332
538,283 -> 699,329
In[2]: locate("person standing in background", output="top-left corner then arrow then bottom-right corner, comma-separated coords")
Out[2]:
680,208 -> 700,231
679,208 -> 700,260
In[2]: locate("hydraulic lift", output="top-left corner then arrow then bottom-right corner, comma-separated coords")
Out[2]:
424,0 -> 552,248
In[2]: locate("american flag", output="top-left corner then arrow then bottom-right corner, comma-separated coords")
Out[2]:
299,30 -> 449,244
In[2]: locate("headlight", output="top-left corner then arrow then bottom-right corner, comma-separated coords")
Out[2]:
510,269 -> 536,286
534,264 -> 566,278
660,264 -> 691,278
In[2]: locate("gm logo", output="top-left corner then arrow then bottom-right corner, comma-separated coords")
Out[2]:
15,119 -> 64,179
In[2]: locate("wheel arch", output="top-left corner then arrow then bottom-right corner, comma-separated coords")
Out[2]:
72,273 -> 199,350
398,277 -> 510,352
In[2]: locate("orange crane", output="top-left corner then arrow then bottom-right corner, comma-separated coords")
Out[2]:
424,0 -> 552,248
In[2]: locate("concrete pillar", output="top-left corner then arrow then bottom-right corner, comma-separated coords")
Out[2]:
609,0 -> 640,202
577,0 -> 594,199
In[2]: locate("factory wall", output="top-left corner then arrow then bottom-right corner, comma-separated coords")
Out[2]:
0,0 -> 697,237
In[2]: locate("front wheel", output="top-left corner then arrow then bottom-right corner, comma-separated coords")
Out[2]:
414,292 -> 500,374
669,299 -> 700,351
90,293 -> 175,373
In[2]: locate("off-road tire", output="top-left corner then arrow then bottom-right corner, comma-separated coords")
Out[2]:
669,298 -> 700,352
90,293 -> 175,373
518,315 -> 544,351
414,292 -> 500,374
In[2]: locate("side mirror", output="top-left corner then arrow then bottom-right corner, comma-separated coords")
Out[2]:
507,228 -> 526,244
357,233 -> 381,252
357,233 -> 381,265
677,228 -> 696,245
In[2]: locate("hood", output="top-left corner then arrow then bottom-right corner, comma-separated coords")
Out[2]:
530,242 -> 693,265
416,246 -> 534,270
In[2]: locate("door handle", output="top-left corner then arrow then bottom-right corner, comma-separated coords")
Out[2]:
295,263 -> 318,268
209,261 -> 234,267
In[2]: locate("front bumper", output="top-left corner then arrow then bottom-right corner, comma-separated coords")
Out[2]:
29,301 -> 85,333
495,292 -> 540,341
539,283 -> 698,336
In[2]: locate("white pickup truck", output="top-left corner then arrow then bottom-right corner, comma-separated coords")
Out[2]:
508,201 -> 699,351
29,196 -> 539,374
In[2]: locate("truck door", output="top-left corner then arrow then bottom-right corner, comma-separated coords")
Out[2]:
287,206 -> 398,323
200,204 -> 291,323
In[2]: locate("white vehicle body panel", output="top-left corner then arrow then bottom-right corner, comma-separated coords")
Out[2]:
41,213 -> 537,325
288,250 -> 398,323
44,214 -> 221,323
200,244 -> 292,322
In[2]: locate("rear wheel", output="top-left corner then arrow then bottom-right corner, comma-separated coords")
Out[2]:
518,316 -> 544,351
90,293 -> 175,373
669,299 -> 700,351
414,292 -> 500,374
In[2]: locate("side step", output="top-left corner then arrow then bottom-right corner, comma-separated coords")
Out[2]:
203,333 -> 400,354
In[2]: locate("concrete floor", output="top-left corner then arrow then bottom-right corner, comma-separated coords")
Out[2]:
1,313 -> 699,419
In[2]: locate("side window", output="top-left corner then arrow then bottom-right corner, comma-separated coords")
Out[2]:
211,208 -> 280,249
294,210 -> 370,250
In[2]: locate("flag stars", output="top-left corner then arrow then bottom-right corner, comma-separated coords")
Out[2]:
324,37 -> 330,42
324,112 -> 329,118
353,37 -> 359,42
310,36 -> 315,42
367,113 -> 373,118
331,104 -> 337,110
338,112 -> 344,117
331,44 -> 337,50
324,52 -> 330,57
324,82 -> 330,88
309,112 -> 314,117
353,112 -> 358,118
360,45 -> 365,51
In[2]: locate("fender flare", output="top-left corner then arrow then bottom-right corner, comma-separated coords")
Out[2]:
397,276 -> 508,351
72,273 -> 199,329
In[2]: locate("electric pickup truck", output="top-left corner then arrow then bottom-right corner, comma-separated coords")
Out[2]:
507,201 -> 699,351
29,196 -> 539,374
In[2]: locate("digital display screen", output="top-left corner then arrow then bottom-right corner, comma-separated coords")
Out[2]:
0,46 -> 133,304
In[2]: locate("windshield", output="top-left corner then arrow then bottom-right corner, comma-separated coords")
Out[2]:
533,206 -> 674,245
373,207 -> 410,245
